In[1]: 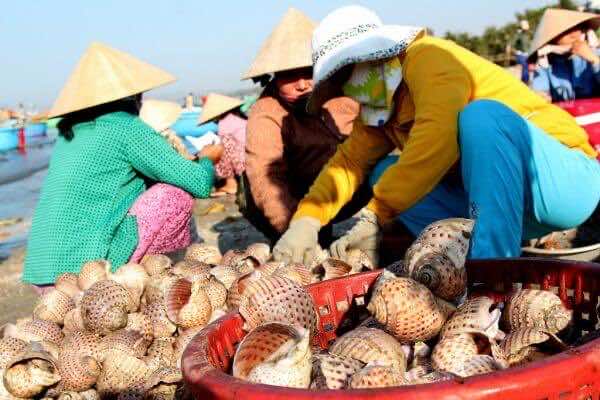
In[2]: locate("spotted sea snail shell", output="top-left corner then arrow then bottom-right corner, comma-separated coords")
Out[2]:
348,362 -> 408,389
3,344 -> 61,398
245,243 -> 271,264
33,289 -> 75,325
311,259 -> 352,282
78,260 -> 111,291
57,331 -> 103,392
109,263 -> 149,312
142,301 -> 177,338
412,218 -> 474,269
164,278 -> 212,329
80,280 -> 129,334
3,319 -> 64,346
310,353 -> 364,390
184,243 -> 222,265
329,327 -> 407,372
273,263 -> 312,286
431,333 -> 479,375
96,350 -> 150,398
239,275 -> 318,335
441,296 -> 505,341
367,276 -> 453,343
226,271 -> 264,310
0,337 -> 28,369
55,273 -> 82,300
233,322 -> 312,388
500,328 -> 564,366
140,254 -> 172,277
504,289 -> 572,334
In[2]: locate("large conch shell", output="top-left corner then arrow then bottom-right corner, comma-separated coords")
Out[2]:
504,289 -> 572,334
209,264 -> 242,289
144,274 -> 179,305
456,355 -> 505,378
172,261 -> 211,282
96,350 -> 150,398
142,301 -> 177,338
403,218 -> 473,302
55,273 -> 82,300
2,319 -> 63,345
310,353 -> 364,390
367,276 -> 454,342
110,263 -> 149,312
184,243 -> 222,265
0,337 -> 28,369
3,343 -> 61,398
78,260 -> 111,291
200,275 -> 227,311
140,254 -> 172,277
233,323 -> 312,388
329,327 -> 407,372
500,328 -> 564,366
33,289 -> 75,325
80,280 -> 129,334
431,333 -> 479,375
239,275 -> 317,335
174,327 -> 203,369
164,278 -> 212,329
221,249 -> 259,274
441,297 -> 505,341
348,362 -> 408,389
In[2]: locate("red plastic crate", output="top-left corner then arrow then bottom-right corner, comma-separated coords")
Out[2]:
557,98 -> 600,159
182,259 -> 600,400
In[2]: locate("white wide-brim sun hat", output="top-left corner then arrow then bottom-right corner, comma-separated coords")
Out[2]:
308,5 -> 424,114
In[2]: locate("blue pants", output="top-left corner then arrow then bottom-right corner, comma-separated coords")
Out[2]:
370,100 -> 600,258
516,54 -> 529,84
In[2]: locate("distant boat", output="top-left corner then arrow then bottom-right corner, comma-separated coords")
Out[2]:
24,122 -> 47,138
0,127 -> 18,152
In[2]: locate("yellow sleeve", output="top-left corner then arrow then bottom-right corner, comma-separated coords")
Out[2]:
293,120 -> 394,226
367,43 -> 473,224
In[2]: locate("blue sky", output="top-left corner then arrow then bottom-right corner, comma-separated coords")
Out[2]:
1,0 -> 557,110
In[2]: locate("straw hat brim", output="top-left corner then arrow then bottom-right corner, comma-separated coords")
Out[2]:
48,42 -> 176,119
307,26 -> 424,115
198,94 -> 243,124
529,9 -> 600,58
139,100 -> 182,133
242,8 -> 315,80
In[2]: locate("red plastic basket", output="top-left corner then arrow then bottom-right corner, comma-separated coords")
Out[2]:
557,98 -> 600,159
182,259 -> 600,400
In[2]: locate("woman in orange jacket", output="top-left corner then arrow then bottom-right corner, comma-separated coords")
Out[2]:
273,6 -> 600,265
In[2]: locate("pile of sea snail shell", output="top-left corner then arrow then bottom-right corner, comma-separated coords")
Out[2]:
229,218 -> 573,390
0,218 -> 576,397
0,241 -> 375,399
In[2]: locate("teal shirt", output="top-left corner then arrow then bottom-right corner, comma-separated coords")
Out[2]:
23,111 -> 215,284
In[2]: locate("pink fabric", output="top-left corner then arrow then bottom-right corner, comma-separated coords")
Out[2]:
216,113 -> 247,178
128,183 -> 195,263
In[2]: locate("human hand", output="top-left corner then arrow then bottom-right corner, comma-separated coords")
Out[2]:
572,40 -> 600,65
272,217 -> 321,265
330,208 -> 381,265
198,144 -> 224,164
535,91 -> 552,103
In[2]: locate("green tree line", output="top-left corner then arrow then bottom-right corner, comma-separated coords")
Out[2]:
444,0 -> 580,60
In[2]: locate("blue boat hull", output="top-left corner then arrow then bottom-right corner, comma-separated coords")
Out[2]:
0,128 -> 18,152
25,122 -> 47,138
171,111 -> 218,137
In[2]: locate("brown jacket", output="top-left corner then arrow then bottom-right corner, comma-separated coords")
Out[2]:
245,86 -> 359,233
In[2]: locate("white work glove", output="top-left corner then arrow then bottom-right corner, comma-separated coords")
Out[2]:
272,217 -> 322,265
330,208 -> 381,265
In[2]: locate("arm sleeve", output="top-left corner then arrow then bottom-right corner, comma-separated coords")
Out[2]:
125,120 -> 215,199
532,67 -> 551,93
293,120 -> 394,226
592,49 -> 600,83
245,109 -> 299,233
366,44 -> 472,224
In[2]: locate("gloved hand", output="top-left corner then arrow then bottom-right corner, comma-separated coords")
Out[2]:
272,217 -> 322,265
330,208 -> 381,265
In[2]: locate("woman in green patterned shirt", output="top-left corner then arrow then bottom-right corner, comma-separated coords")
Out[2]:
23,42 -> 216,285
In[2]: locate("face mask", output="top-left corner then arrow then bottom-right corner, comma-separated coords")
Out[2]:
342,57 -> 403,127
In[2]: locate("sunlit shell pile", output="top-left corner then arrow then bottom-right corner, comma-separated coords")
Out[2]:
226,218 -> 574,390
0,241 -> 377,398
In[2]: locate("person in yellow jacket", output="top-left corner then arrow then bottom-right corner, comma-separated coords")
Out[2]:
273,5 -> 600,265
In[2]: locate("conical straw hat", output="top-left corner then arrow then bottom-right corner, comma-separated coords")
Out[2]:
242,8 -> 315,80
48,42 -> 176,118
139,99 -> 182,133
198,93 -> 243,124
530,8 -> 600,56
